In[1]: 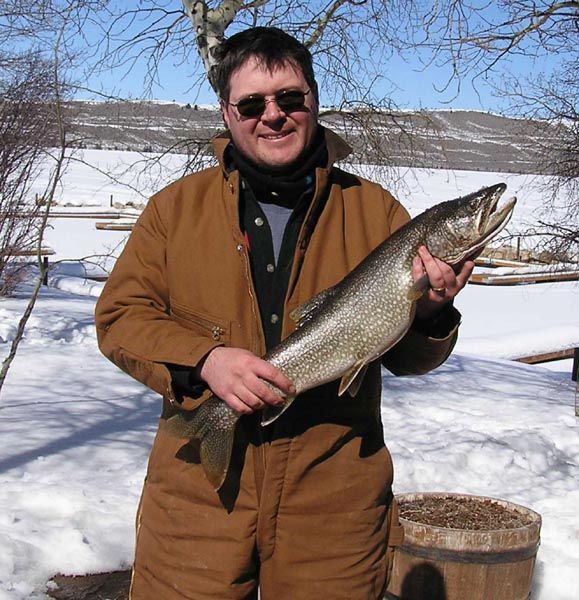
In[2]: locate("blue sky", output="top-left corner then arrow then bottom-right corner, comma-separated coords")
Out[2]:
83,42 -> 559,114
77,9 -> 563,115
85,53 -> 552,114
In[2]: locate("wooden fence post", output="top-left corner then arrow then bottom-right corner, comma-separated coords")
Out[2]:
42,256 -> 48,286
574,348 -> 578,417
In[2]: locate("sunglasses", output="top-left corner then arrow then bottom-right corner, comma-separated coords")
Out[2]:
227,89 -> 311,118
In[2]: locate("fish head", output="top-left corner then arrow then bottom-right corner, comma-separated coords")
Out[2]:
424,183 -> 517,264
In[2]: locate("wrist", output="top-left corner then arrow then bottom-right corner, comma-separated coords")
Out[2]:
413,303 -> 460,338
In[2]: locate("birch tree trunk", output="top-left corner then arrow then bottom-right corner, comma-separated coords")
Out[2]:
182,0 -> 245,91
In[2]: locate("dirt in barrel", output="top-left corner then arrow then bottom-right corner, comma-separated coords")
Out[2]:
47,570 -> 131,600
398,495 -> 535,530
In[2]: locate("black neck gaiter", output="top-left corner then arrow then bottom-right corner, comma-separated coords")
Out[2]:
228,127 -> 328,202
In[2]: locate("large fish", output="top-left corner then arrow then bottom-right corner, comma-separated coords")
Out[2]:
164,183 -> 516,489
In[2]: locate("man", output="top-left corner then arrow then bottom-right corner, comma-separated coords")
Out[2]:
96,27 -> 472,600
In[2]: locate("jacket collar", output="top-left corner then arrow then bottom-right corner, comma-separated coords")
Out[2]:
211,126 -> 352,175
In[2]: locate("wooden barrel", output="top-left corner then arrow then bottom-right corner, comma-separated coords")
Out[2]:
386,492 -> 541,600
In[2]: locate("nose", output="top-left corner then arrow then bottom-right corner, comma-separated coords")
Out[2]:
261,97 -> 285,122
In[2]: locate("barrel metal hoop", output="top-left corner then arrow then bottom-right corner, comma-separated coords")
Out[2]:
398,542 -> 539,565
384,591 -> 532,600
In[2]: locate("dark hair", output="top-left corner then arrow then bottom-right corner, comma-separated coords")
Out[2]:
214,27 -> 318,102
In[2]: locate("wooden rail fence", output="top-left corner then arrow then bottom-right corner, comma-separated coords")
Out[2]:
95,222 -> 135,231
469,271 -> 579,285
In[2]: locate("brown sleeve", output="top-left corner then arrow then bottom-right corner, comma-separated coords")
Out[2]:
94,193 -> 220,404
382,307 -> 460,376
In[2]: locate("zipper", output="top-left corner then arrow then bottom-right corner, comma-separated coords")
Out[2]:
170,302 -> 227,342
237,241 -> 268,497
230,173 -> 268,498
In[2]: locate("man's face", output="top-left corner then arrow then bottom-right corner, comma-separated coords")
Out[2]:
221,56 -> 318,170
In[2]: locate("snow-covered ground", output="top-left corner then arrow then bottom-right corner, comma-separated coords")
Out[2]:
0,150 -> 577,599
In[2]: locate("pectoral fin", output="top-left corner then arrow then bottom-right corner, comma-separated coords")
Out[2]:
338,361 -> 368,396
407,274 -> 429,301
163,396 -> 239,491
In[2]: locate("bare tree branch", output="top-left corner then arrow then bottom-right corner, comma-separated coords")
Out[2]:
305,0 -> 367,48
0,26 -> 71,394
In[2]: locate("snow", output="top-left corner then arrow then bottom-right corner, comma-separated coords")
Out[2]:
0,150 -> 577,599
454,282 -> 579,359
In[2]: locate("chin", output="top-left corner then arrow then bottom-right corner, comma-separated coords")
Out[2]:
260,152 -> 301,170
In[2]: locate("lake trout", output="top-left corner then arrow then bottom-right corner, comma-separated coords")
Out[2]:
164,182 -> 516,489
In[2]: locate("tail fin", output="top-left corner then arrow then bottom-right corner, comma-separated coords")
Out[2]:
163,396 -> 239,490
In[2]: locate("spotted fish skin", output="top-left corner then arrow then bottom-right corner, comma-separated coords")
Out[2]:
164,183 -> 516,489
261,228 -> 418,424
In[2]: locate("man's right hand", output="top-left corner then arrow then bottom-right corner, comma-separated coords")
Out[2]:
197,347 -> 296,415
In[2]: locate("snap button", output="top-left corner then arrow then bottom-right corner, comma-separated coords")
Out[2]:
211,326 -> 224,341
270,314 -> 279,324
266,263 -> 275,273
255,217 -> 264,226
166,385 -> 177,405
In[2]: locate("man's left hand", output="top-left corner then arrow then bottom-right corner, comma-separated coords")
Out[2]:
412,245 -> 477,320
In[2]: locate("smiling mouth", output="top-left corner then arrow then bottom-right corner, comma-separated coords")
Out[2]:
260,131 -> 292,140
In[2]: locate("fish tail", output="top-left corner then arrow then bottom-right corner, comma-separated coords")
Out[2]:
163,396 -> 239,490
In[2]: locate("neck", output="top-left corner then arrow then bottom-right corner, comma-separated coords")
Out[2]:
228,128 -> 328,197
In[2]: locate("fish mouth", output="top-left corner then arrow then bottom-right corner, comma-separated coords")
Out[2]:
477,183 -> 516,248
450,183 -> 517,263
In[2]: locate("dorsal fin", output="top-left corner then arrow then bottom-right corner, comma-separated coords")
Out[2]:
290,287 -> 336,328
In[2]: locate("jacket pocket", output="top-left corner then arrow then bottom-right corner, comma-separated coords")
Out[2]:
169,300 -> 231,345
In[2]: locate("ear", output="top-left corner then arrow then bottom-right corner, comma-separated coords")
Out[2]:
220,99 -> 231,129
311,99 -> 319,121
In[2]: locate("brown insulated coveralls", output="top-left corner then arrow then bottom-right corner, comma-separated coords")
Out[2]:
95,129 -> 459,600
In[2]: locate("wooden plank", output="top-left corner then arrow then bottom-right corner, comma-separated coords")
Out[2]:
95,222 -> 135,231
52,211 -> 141,219
516,348 -> 577,365
470,271 -> 579,285
475,257 -> 535,269
0,211 -> 136,220
53,212 -> 123,219
85,275 -> 109,282
9,248 -> 55,256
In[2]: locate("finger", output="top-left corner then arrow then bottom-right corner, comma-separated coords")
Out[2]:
224,394 -> 254,415
253,360 -> 296,396
418,246 -> 444,281
236,387 -> 267,411
437,260 -> 459,290
248,377 -> 287,406
412,255 -> 425,281
455,259 -> 476,289
418,247 -> 446,291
